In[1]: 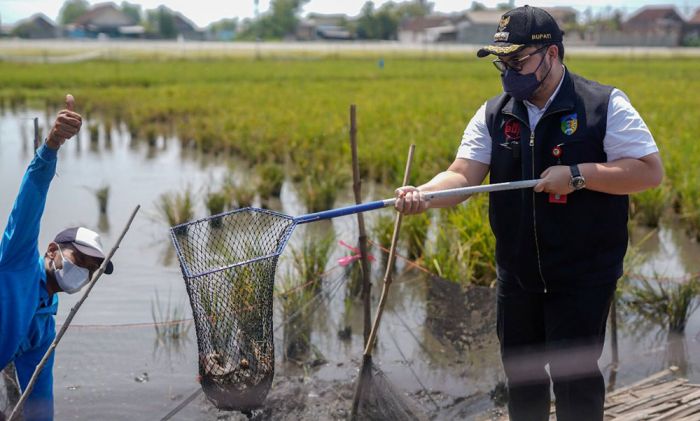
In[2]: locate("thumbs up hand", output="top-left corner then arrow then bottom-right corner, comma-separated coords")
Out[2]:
47,94 -> 82,150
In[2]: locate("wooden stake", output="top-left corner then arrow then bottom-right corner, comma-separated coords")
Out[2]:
350,104 -> 372,344
8,205 -> 141,421
363,144 -> 415,356
350,144 -> 415,420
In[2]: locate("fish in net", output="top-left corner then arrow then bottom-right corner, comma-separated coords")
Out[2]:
170,181 -> 538,412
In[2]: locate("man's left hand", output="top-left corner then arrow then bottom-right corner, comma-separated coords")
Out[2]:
534,165 -> 574,195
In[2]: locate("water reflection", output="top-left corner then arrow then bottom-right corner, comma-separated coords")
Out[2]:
97,212 -> 110,233
152,325 -> 194,366
665,332 -> 689,377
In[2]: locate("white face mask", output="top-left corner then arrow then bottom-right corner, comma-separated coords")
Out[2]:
52,245 -> 90,294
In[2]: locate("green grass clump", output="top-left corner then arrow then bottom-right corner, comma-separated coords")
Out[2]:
630,183 -> 671,228
625,277 -> 700,333
426,196 -> 495,286
151,289 -> 191,340
257,162 -> 285,200
403,211 -> 431,259
157,188 -> 195,226
287,232 -> 335,292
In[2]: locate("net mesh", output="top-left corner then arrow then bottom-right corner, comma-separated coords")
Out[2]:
170,208 -> 296,411
355,359 -> 427,421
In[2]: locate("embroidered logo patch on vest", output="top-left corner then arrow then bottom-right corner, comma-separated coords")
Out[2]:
561,113 -> 578,136
504,119 -> 521,141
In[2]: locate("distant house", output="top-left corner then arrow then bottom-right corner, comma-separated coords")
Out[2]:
173,12 -> 205,41
297,14 -> 352,41
682,8 -> 700,45
398,15 -> 459,43
617,6 -> 685,46
455,10 -> 502,44
11,14 -> 59,39
400,8 -> 577,45
72,2 -> 141,38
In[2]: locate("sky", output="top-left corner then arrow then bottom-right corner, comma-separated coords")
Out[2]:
1,0 -> 699,27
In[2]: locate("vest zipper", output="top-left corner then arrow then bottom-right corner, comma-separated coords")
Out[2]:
530,130 -> 547,293
531,106 -> 570,294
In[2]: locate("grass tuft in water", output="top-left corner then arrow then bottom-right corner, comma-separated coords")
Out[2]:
288,232 -> 335,293
151,289 -> 191,341
277,273 -> 315,362
257,162 -> 285,200
630,183 -> 670,228
625,276 -> 700,333
205,189 -> 228,228
157,187 -> 195,226
425,196 -> 495,286
92,184 -> 110,214
403,211 -> 431,260
88,123 -> 99,143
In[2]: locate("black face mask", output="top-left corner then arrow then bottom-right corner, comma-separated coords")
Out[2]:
500,52 -> 552,101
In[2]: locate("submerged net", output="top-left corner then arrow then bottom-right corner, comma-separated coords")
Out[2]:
354,357 -> 428,421
170,208 -> 296,411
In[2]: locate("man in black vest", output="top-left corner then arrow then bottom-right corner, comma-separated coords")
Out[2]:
394,6 -> 663,421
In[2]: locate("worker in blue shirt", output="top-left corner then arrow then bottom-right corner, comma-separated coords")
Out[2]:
0,95 -> 114,421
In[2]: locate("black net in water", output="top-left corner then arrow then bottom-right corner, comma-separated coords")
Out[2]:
354,358 -> 428,421
170,208 -> 296,411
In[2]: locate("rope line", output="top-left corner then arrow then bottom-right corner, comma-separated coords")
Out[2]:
386,327 -> 441,411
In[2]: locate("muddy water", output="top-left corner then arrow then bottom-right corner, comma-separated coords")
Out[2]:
1,109 -> 699,419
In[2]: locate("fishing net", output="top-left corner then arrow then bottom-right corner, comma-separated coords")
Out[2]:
353,356 -> 428,421
170,208 -> 296,411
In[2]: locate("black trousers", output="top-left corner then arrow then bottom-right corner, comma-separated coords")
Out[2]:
496,279 -> 617,421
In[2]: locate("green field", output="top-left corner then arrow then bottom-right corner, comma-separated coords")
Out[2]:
1,54 -> 698,283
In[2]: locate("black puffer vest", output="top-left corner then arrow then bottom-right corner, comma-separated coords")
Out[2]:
485,70 -> 628,292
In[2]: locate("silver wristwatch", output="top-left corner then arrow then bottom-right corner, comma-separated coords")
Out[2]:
569,165 -> 586,190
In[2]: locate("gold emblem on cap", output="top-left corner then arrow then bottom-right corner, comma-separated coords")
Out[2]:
483,44 -> 524,55
498,16 -> 510,32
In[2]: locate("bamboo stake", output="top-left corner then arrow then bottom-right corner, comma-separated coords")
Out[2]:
363,144 -> 415,356
8,205 -> 141,421
349,104 -> 372,344
350,144 -> 415,420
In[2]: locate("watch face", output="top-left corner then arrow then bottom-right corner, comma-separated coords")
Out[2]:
573,177 -> 585,189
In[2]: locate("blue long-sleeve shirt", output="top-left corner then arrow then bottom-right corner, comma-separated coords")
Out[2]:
1,143 -> 59,421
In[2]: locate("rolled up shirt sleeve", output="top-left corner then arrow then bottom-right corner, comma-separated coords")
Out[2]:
456,101 -> 492,165
604,89 -> 659,162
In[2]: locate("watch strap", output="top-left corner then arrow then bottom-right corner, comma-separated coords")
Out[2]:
569,164 -> 581,178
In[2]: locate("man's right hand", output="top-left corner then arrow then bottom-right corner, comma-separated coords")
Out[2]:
46,94 -> 82,149
394,186 -> 431,214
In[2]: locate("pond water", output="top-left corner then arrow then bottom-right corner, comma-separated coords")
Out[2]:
1,109 -> 699,420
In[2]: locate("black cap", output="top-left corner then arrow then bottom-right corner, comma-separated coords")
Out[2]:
54,227 -> 114,274
477,5 -> 564,58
